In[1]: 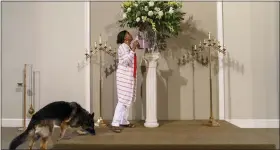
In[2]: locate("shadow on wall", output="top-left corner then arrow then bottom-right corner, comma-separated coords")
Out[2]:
99,10 -> 246,120
223,52 -> 245,120
159,17 -> 193,120
155,17 -> 212,120
159,16 -> 245,120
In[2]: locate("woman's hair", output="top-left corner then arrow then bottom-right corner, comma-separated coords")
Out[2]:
116,30 -> 128,44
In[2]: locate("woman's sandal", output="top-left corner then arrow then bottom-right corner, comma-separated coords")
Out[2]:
120,123 -> 136,128
110,126 -> 122,133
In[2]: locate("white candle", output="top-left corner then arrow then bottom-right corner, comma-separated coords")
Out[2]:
105,42 -> 107,47
199,41 -> 202,46
85,49 -> 89,54
94,42 -> 97,48
194,45 -> 197,50
208,32 -> 211,39
109,45 -> 112,50
99,34 -> 102,44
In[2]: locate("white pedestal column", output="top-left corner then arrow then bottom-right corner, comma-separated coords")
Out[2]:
144,52 -> 160,128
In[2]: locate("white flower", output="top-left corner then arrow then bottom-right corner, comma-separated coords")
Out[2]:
134,3 -> 138,7
169,7 -> 174,14
148,11 -> 154,16
148,1 -> 154,7
127,7 -> 131,12
136,17 -> 141,22
141,16 -> 147,22
122,13 -> 127,19
154,7 -> 160,11
144,6 -> 148,11
158,11 -> 164,17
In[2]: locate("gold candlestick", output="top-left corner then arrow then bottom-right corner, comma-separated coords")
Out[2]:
178,34 -> 226,127
18,64 -> 28,132
200,35 -> 226,127
28,64 -> 35,117
205,41 -> 219,127
78,34 -> 119,128
98,47 -> 107,127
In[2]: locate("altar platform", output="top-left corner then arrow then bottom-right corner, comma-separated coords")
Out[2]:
52,120 -> 278,150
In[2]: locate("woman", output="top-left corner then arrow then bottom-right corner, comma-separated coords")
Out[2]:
110,30 -> 139,133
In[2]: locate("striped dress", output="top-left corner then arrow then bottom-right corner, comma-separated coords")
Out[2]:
116,43 -> 137,107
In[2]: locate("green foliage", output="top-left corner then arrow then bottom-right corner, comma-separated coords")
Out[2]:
118,0 -> 186,51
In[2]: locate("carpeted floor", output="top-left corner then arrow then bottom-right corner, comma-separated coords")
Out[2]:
53,144 -> 276,150
52,120 -> 278,150
2,121 -> 279,150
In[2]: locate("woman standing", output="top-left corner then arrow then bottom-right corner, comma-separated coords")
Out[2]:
110,30 -> 139,133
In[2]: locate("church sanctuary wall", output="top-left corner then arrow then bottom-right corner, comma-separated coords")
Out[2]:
0,1 -> 2,144
90,2 -> 219,120
223,2 -> 279,127
2,2 -> 88,127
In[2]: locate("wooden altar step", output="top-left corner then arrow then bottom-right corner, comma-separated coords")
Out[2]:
52,120 -> 276,150
53,144 -> 275,150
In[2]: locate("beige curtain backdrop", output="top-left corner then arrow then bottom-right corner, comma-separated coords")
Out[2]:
90,2 -> 219,121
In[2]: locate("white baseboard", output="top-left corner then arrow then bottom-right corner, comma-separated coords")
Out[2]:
1,118 -> 59,128
226,119 -> 279,128
2,118 -> 31,127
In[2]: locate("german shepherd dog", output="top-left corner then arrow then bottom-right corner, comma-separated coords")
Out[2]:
9,101 -> 96,150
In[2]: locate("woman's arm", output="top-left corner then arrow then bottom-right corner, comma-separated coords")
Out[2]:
118,44 -> 135,67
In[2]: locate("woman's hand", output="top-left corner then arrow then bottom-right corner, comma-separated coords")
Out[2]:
132,40 -> 139,52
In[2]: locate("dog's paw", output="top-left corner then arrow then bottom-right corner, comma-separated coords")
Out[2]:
76,129 -> 88,135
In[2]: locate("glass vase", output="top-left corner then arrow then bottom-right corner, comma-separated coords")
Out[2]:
136,30 -> 151,50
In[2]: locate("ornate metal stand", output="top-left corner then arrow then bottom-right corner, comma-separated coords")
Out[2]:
78,34 -> 117,128
27,64 -> 35,117
18,64 -> 28,132
201,32 -> 226,127
18,64 -> 36,132
178,32 -> 226,127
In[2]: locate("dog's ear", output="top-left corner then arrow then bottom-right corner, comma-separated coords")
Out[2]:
90,112 -> 95,119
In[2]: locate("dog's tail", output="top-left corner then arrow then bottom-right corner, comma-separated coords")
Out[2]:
9,118 -> 38,150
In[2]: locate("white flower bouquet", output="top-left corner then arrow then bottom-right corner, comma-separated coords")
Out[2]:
119,1 -> 186,51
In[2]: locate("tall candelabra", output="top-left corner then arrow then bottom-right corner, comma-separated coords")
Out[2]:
78,34 -> 117,128
201,32 -> 226,127
178,32 -> 226,127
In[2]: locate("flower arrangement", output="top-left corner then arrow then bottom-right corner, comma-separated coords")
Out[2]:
118,1 -> 186,51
